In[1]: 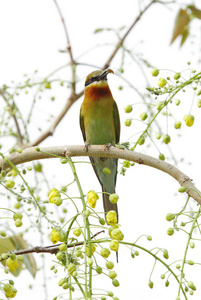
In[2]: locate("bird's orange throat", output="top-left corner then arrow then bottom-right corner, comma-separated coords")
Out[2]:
84,85 -> 112,101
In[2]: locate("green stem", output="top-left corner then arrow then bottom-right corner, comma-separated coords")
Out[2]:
177,206 -> 201,298
67,157 -> 92,299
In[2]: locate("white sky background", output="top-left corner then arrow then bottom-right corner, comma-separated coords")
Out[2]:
1,0 -> 201,300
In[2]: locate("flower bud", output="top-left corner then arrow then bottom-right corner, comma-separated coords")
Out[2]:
100,248 -> 111,258
151,68 -> 159,77
56,252 -> 63,261
140,112 -> 148,121
159,153 -> 165,161
88,258 -> 93,266
166,213 -> 175,221
163,249 -> 169,259
162,134 -> 171,144
109,193 -> 119,204
155,132 -> 161,139
48,188 -> 61,204
125,119 -> 131,126
86,243 -> 96,257
110,240 -> 119,252
68,263 -> 76,275
6,258 -> 19,271
87,190 -> 99,208
197,99 -> 201,107
183,114 -> 194,127
175,99 -> 180,106
109,271 -> 117,279
96,266 -> 102,274
5,179 -> 15,188
178,186 -> 186,193
106,211 -> 117,226
158,78 -> 167,87
112,279 -> 120,287
138,136 -> 145,145
15,219 -> 23,227
103,167 -> 111,175
58,243 -> 67,251
73,228 -> 81,237
111,229 -> 122,241
174,121 -> 181,129
50,229 -> 61,244
187,281 -> 196,291
106,261 -> 114,270
167,227 -> 174,236
99,218 -> 106,225
124,105 -> 132,113
174,73 -> 181,80
148,281 -> 154,289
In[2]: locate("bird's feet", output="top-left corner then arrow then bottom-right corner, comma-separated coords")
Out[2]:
104,143 -> 112,150
84,142 -> 90,152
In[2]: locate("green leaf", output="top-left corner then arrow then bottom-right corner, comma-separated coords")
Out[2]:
170,9 -> 190,44
180,25 -> 189,47
0,236 -> 37,278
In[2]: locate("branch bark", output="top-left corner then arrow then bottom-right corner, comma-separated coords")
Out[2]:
1,145 -> 200,205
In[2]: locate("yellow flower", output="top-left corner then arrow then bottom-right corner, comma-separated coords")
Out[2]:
50,229 -> 61,244
11,169 -> 18,177
183,114 -> 194,127
86,243 -> 96,257
111,228 -> 123,241
48,188 -> 61,203
87,190 -> 99,208
110,239 -> 119,252
106,210 -> 117,226
73,227 -> 81,237
4,284 -> 17,298
6,258 -> 19,272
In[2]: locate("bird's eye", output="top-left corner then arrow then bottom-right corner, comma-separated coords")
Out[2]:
90,78 -> 93,82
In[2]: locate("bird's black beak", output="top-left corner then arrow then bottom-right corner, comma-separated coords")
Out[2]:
97,69 -> 114,81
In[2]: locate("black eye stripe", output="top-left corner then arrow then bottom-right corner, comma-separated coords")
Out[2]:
85,75 -> 99,87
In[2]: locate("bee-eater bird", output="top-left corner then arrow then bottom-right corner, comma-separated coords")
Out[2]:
80,69 -> 120,221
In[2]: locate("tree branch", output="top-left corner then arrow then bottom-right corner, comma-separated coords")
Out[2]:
1,145 -> 200,205
5,231 -> 104,256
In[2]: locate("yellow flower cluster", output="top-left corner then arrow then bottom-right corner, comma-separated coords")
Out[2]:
50,229 -> 61,244
3,284 -> 17,298
86,243 -> 96,257
106,210 -> 117,226
87,190 -> 99,208
48,188 -> 62,206
6,258 -> 19,272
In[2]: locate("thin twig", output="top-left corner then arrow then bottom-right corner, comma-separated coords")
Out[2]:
0,145 -> 201,205
53,0 -> 76,95
0,89 -> 24,146
102,0 -> 158,70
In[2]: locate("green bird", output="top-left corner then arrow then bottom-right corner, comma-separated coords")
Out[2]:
80,69 -> 120,221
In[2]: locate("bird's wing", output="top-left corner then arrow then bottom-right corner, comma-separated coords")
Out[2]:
113,101 -> 120,143
79,109 -> 86,142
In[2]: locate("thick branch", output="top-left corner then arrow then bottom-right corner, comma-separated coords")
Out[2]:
1,145 -> 200,204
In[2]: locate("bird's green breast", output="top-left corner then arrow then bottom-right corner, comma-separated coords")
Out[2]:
81,96 -> 116,145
